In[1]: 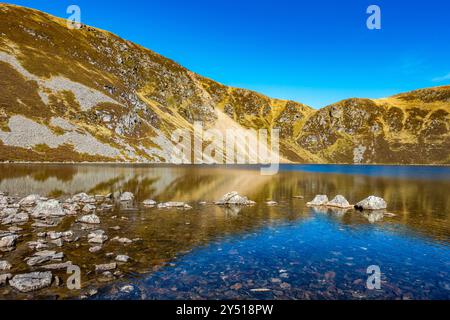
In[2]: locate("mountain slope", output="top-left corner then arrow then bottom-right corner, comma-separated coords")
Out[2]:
0,4 -> 449,164
297,89 -> 450,164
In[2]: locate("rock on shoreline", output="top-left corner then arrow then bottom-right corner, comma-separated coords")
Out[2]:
88,230 -> 108,244
355,196 -> 387,210
31,200 -> 65,218
157,202 -> 192,209
78,214 -> 101,224
9,272 -> 53,292
142,199 -> 157,206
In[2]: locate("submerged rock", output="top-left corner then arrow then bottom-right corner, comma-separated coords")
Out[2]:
112,237 -> 132,244
8,226 -> 22,232
45,231 -> 74,241
89,246 -> 102,253
215,192 -> 256,206
266,201 -> 278,206
95,263 -> 117,272
115,255 -> 130,262
9,272 -> 53,292
307,195 -> 329,206
31,200 -> 65,218
78,214 -> 101,224
32,218 -> 60,228
326,195 -> 353,209
355,196 -> 387,210
120,285 -> 134,293
98,271 -> 114,282
87,289 -> 98,297
40,261 -> 73,270
384,212 -> 397,217
26,250 -> 64,266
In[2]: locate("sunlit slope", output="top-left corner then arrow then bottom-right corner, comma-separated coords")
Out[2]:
0,4 -> 449,164
296,87 -> 450,164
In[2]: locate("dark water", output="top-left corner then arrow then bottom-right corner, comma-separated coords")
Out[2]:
0,164 -> 449,300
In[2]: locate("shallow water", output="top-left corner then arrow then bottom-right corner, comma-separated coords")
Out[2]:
0,164 -> 449,300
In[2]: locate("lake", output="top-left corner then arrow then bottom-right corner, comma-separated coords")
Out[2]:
0,164 -> 449,300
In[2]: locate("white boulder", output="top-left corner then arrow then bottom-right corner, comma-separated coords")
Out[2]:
9,272 -> 53,292
215,192 -> 255,206
355,196 -> 387,210
88,230 -> 108,244
78,214 -> 101,224
326,195 -> 353,209
31,200 -> 65,218
157,202 -> 192,209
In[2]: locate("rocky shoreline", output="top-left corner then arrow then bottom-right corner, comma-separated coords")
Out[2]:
0,189 -> 392,298
0,190 -> 260,297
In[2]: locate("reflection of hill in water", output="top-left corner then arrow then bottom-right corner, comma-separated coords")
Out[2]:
0,164 -> 449,244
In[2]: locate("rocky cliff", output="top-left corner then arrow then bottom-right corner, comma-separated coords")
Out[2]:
1,4 -> 449,164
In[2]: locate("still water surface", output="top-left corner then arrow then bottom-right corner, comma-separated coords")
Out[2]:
0,164 -> 449,299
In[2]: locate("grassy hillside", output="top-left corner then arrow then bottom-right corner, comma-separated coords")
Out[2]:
0,4 -> 449,164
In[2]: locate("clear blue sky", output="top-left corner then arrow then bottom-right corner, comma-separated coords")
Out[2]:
6,0 -> 450,108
